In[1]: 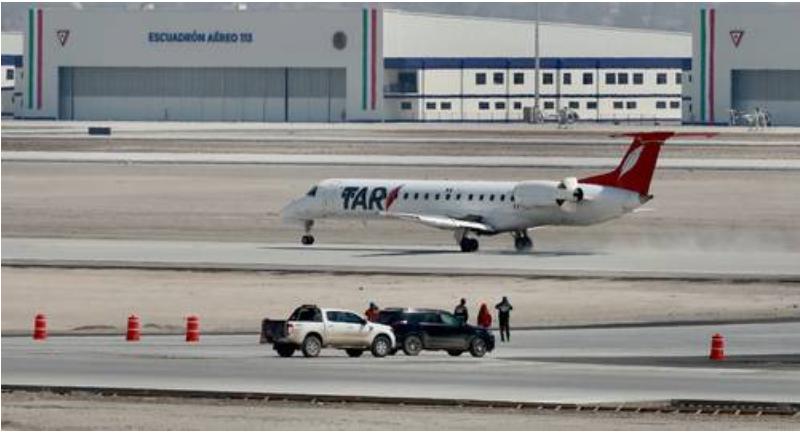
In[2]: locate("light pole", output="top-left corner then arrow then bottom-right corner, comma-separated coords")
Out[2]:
533,3 -> 541,123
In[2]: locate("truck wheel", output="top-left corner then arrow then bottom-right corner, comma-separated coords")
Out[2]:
301,335 -> 322,358
371,335 -> 392,358
469,337 -> 487,358
447,350 -> 463,357
402,335 -> 423,356
275,344 -> 295,358
345,349 -> 363,358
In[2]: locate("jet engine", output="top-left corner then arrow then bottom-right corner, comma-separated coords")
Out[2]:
555,177 -> 585,207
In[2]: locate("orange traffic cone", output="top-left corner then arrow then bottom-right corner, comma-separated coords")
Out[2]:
709,333 -> 725,361
126,314 -> 141,342
185,315 -> 200,343
33,313 -> 47,341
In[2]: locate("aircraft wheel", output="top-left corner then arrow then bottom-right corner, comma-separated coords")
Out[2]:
460,238 -> 479,253
514,236 -> 532,252
301,235 -> 315,245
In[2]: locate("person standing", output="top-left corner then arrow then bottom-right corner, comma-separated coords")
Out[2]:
495,296 -> 513,342
477,303 -> 492,329
453,298 -> 469,324
365,302 -> 380,322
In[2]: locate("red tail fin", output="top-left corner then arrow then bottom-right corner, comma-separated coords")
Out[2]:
580,132 -> 715,196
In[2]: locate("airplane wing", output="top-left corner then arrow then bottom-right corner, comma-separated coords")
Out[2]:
380,212 -> 496,233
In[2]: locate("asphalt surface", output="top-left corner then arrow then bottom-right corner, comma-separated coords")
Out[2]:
3,323 -> 799,404
4,151 -> 799,171
4,238 -> 799,281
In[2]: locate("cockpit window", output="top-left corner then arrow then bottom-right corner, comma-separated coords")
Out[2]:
306,186 -> 318,197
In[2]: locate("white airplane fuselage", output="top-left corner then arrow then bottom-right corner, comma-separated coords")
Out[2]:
283,178 -> 645,233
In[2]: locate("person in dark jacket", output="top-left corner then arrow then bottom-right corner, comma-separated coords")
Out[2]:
477,303 -> 492,329
453,298 -> 469,324
495,296 -> 513,342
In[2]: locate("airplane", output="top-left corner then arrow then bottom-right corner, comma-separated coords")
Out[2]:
281,132 -> 713,252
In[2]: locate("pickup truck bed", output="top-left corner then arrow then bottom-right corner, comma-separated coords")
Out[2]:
259,319 -> 287,344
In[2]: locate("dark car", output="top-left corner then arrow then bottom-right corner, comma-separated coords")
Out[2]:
376,308 -> 495,357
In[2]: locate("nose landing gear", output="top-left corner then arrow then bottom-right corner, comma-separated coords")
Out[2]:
300,220 -> 315,246
512,230 -> 533,252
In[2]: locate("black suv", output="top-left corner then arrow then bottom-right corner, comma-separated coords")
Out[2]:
377,308 -> 495,357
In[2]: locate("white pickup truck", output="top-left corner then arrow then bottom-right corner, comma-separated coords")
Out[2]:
260,305 -> 396,358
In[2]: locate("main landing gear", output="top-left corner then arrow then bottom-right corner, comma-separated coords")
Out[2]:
512,230 -> 533,252
300,220 -> 315,246
455,229 -> 479,253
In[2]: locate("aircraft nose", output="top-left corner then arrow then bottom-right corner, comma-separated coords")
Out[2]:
281,197 -> 309,222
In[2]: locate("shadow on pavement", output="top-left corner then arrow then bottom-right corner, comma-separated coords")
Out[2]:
502,354 -> 800,369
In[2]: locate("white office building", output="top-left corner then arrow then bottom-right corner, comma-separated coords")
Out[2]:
13,7 -> 690,123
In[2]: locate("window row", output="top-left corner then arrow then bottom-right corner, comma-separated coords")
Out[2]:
401,191 -> 515,203
401,100 -> 678,111
473,71 -> 682,86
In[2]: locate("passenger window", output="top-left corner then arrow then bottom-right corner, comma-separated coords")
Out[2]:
510,196 -> 515,202
414,193 -> 419,200
403,192 -> 409,200
500,194 -> 505,201
435,193 -> 440,200
479,194 -> 484,201
445,194 -> 451,200
456,194 -> 461,200
489,194 -> 495,201
424,193 -> 429,200
292,307 -> 322,322
440,313 -> 461,326
468,194 -> 473,201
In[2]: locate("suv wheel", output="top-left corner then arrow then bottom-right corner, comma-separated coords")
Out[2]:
345,349 -> 363,358
275,344 -> 295,358
301,335 -> 322,358
469,337 -> 487,358
447,350 -> 463,357
371,335 -> 391,358
402,335 -> 423,356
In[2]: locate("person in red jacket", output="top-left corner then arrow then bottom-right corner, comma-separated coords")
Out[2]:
365,302 -> 380,322
477,303 -> 492,329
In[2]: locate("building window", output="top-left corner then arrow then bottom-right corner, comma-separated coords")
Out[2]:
478,102 -> 490,110
587,101 -> 597,110
476,73 -> 487,85
544,101 -> 555,110
675,73 -> 682,84
425,102 -> 436,110
670,101 -> 681,109
656,101 -> 667,109
626,101 -> 637,109
613,101 -> 623,109
397,72 -> 417,93
563,72 -> 572,85
6,69 -> 14,80
633,73 -> 644,85
582,72 -> 593,85
605,73 -> 616,85
400,102 -> 412,110
495,101 -> 506,110
543,73 -> 554,85
657,73 -> 667,84
568,101 -> 579,109
617,73 -> 628,85
440,102 -> 452,110
493,72 -> 504,85
513,72 -> 524,85
513,101 -> 522,110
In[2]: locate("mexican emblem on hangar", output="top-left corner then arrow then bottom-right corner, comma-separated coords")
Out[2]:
729,30 -> 745,47
56,29 -> 70,46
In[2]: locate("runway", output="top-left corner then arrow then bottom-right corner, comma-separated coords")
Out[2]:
3,323 -> 799,404
4,151 -> 800,171
4,237 -> 799,281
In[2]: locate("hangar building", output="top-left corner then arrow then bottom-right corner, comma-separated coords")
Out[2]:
14,7 -> 690,123
2,32 -> 23,117
684,8 -> 800,125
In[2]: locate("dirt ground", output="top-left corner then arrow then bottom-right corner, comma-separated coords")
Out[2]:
3,267 -> 799,334
2,391 -> 797,430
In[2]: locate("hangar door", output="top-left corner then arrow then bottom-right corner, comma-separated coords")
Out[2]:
59,67 -> 346,122
731,70 -> 800,126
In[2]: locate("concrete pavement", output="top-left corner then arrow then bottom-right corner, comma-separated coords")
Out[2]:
3,323 -> 799,404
